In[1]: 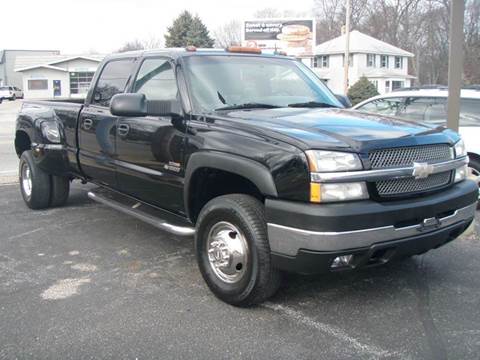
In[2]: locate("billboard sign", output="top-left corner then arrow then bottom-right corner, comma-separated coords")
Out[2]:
243,19 -> 315,57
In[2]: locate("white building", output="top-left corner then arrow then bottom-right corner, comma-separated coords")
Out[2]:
313,30 -> 415,95
15,55 -> 104,99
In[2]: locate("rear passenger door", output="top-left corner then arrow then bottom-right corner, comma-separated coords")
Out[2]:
115,57 -> 186,214
78,58 -> 136,187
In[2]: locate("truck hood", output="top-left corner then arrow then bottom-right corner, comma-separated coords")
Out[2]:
223,108 -> 458,152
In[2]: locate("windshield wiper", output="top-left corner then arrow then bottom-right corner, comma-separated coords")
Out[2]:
287,101 -> 338,108
215,102 -> 280,111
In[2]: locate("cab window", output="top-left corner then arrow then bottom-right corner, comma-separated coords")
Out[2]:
92,59 -> 135,107
133,58 -> 178,100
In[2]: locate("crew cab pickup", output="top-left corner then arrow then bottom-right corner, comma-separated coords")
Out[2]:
15,48 -> 478,306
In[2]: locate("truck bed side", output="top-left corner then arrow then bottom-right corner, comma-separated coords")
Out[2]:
15,99 -> 84,176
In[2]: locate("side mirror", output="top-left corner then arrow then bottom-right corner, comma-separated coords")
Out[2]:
110,93 -> 183,118
335,94 -> 352,108
111,93 -> 147,117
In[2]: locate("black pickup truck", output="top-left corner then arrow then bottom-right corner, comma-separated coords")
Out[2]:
15,47 -> 478,306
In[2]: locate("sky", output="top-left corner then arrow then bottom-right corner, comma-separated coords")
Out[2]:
1,0 -> 314,54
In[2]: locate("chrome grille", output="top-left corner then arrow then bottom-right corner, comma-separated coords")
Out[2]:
369,144 -> 454,197
369,144 -> 452,169
376,172 -> 452,196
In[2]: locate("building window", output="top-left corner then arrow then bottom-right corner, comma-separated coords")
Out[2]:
313,55 -> 329,68
372,80 -> 379,90
380,55 -> 389,68
342,54 -> 353,67
392,80 -> 404,91
70,72 -> 95,95
28,79 -> 48,90
367,54 -> 376,67
385,80 -> 390,93
395,56 -> 403,69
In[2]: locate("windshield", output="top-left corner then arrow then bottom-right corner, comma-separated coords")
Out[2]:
182,55 -> 342,113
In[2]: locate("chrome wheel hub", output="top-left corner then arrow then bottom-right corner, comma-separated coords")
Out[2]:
206,221 -> 249,283
21,162 -> 32,198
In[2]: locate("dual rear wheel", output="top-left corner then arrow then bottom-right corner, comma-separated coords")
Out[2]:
19,150 -> 70,209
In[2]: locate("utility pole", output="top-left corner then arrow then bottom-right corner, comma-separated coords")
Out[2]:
343,0 -> 351,95
446,0 -> 464,132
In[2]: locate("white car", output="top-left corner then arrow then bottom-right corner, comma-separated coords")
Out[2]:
0,86 -> 24,101
353,88 -> 480,181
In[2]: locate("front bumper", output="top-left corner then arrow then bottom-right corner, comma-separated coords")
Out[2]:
266,180 -> 478,274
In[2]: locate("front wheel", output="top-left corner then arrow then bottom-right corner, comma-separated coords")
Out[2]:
195,194 -> 281,307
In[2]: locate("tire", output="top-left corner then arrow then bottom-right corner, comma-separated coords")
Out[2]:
468,157 -> 480,209
19,150 -> 51,209
50,175 -> 70,207
195,194 -> 281,307
10,95 -> 16,101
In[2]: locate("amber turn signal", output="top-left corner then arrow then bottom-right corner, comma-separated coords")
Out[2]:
310,183 -> 321,203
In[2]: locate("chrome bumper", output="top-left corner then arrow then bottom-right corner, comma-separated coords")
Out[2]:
268,203 -> 476,256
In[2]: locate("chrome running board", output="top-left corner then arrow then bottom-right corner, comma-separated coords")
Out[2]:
87,188 -> 195,237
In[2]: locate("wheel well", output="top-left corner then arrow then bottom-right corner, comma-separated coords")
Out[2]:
468,152 -> 480,166
15,131 -> 31,157
188,168 -> 264,223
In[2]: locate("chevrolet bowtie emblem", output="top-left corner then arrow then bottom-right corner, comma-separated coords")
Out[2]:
412,162 -> 434,179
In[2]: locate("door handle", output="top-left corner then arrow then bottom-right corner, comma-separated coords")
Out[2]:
83,118 -> 93,130
117,123 -> 130,136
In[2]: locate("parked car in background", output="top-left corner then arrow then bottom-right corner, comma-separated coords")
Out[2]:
353,88 -> 480,184
0,86 -> 24,101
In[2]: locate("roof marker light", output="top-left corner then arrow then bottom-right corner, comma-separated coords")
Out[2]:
226,46 -> 262,54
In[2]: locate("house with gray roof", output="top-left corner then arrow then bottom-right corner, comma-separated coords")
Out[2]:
313,30 -> 415,94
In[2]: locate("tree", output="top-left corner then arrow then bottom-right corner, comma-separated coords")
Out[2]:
117,39 -> 145,53
253,8 -> 281,18
164,11 -> 214,48
186,15 -> 215,48
213,20 -> 242,48
347,77 -> 379,105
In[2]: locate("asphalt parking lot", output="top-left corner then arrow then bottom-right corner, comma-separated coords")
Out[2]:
1,100 -> 480,359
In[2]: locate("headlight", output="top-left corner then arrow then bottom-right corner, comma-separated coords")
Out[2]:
310,182 -> 368,203
306,150 -> 363,172
454,139 -> 466,158
41,122 -> 61,143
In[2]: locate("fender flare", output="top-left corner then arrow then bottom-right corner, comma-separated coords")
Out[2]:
15,112 -> 70,175
183,151 -> 278,219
